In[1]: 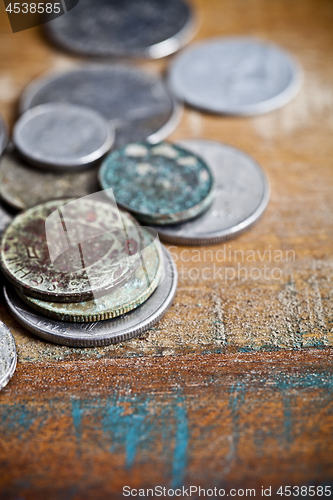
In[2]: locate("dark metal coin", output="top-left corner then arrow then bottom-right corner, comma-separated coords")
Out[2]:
0,150 -> 100,211
1,198 -> 141,302
152,139 -> 270,245
99,142 -> 215,225
18,228 -> 163,322
3,245 -> 177,347
20,65 -> 181,146
169,37 -> 302,115
0,202 -> 14,235
0,115 -> 8,157
45,0 -> 194,59
13,103 -> 114,170
0,320 -> 17,390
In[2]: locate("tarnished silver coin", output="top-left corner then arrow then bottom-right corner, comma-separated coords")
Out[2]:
0,115 -> 8,156
45,0 -> 195,59
0,150 -> 100,211
3,245 -> 177,347
0,202 -> 14,235
0,320 -> 17,390
1,198 -> 141,302
18,228 -> 163,322
20,65 -> 181,146
100,142 -> 215,225
169,37 -> 303,115
13,103 -> 114,170
152,139 -> 270,245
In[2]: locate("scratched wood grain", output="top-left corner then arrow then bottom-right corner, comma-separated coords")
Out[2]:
0,0 -> 333,497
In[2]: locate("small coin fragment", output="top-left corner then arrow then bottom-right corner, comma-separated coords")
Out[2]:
99,142 -> 215,225
152,139 -> 270,245
169,37 -> 302,115
45,0 -> 195,59
0,150 -> 100,211
0,320 -> 17,390
1,198 -> 141,302
4,245 -> 177,347
20,65 -> 181,146
13,103 -> 114,170
18,228 -> 163,322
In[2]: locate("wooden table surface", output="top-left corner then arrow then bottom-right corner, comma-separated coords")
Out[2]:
0,1 -> 333,498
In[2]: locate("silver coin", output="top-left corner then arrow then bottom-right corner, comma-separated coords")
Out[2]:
0,202 -> 14,234
168,37 -> 303,115
45,0 -> 195,59
3,245 -> 177,347
0,320 -> 17,391
152,139 -> 270,245
13,103 -> 114,170
0,149 -> 100,211
0,115 -> 8,156
20,65 -> 182,146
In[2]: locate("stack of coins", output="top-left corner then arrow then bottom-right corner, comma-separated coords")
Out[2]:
0,198 -> 178,347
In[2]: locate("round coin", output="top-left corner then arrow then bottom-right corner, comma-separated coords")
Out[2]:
20,65 -> 181,146
45,0 -> 194,59
0,115 -> 8,156
99,142 -> 215,225
0,149 -> 100,211
1,198 -> 141,302
152,139 -> 270,245
0,320 -> 17,390
3,245 -> 177,347
18,228 -> 163,322
13,103 -> 114,170
168,37 -> 302,115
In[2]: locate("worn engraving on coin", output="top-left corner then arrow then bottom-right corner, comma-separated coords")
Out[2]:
169,37 -> 302,115
0,320 -> 17,390
1,198 -> 141,302
0,115 -> 8,156
20,65 -> 181,146
14,103 -> 114,170
4,245 -> 177,347
0,150 -> 100,211
45,0 -> 194,59
99,142 -> 215,225
19,228 -> 163,322
153,139 -> 270,245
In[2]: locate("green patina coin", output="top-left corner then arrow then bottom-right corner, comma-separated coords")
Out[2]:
1,198 -> 141,302
17,229 -> 163,322
99,142 -> 215,225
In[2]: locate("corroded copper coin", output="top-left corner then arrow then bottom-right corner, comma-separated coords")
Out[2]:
99,142 -> 215,225
17,228 -> 163,322
0,198 -> 141,302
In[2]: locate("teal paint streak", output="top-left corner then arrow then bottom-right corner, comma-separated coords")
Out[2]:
283,397 -> 293,446
171,404 -> 189,488
0,403 -> 45,434
228,382 -> 246,460
71,398 -> 83,442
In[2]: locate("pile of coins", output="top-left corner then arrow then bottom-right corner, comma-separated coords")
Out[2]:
0,0 -> 303,388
